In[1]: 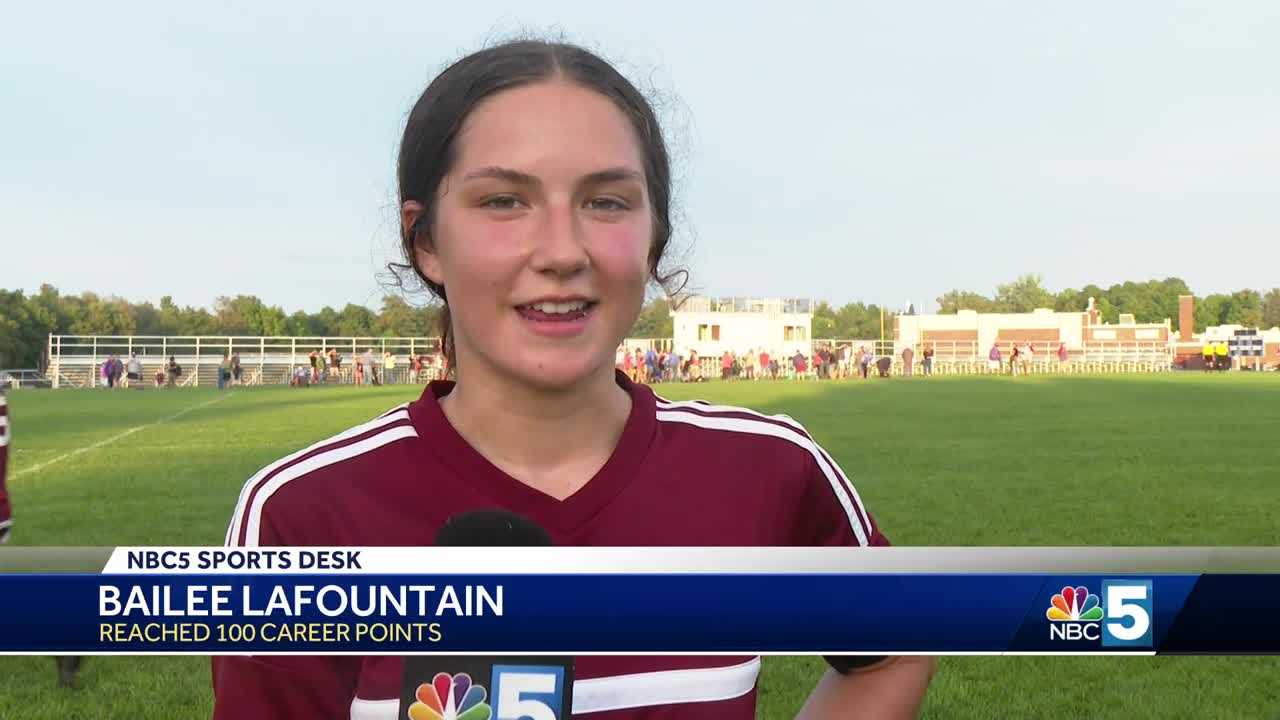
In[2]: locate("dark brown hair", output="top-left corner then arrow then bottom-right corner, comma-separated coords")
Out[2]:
393,40 -> 682,367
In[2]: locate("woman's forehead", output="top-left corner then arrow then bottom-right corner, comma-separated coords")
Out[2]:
452,81 -> 645,178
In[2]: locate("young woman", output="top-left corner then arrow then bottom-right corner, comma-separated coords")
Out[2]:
213,40 -> 933,719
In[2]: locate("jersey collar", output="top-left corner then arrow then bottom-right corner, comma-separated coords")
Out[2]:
408,370 -> 657,535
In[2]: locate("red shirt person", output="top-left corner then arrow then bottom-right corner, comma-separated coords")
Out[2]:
215,373 -> 886,719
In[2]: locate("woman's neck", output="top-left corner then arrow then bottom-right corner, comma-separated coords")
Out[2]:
439,363 -> 632,500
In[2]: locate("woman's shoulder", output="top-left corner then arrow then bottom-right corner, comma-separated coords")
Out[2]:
650,392 -> 830,468
224,403 -> 420,547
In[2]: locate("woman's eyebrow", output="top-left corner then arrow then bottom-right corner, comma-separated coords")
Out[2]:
581,167 -> 643,185
461,166 -> 642,187
461,166 -> 540,186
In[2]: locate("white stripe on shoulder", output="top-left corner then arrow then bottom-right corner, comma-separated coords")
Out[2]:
655,398 -> 872,541
656,407 -> 869,545
348,657 -> 760,719
240,424 -> 417,547
225,406 -> 412,546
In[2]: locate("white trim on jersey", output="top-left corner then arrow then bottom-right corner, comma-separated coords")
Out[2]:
225,406 -> 413,547
573,656 -> 760,714
0,415 -> 8,447
238,425 -> 418,548
653,397 -> 871,539
347,657 -> 760,719
655,406 -> 870,546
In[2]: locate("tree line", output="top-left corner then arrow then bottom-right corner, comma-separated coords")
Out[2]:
3,278 -> 1278,367
0,285 -> 439,368
935,274 -> 1280,333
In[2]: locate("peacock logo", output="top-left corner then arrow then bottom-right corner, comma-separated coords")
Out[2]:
407,672 -> 491,720
1046,585 -> 1103,622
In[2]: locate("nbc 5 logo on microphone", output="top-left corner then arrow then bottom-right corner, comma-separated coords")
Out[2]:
1045,580 -> 1153,647
406,664 -> 569,720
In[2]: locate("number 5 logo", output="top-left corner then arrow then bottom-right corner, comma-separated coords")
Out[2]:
1102,580 -> 1153,647
491,665 -> 567,720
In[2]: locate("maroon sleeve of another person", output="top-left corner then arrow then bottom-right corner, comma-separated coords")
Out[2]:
0,392 -> 11,541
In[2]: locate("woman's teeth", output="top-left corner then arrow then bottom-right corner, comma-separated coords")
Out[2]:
526,301 -> 589,314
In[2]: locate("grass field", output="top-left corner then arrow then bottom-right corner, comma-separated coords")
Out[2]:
2,374 -> 1279,718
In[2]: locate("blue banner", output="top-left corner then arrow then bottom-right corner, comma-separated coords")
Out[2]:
0,573 -> 1271,653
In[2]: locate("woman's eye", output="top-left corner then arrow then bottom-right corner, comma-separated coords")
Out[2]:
482,195 -> 524,210
585,197 -> 628,212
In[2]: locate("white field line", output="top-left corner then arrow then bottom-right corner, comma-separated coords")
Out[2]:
12,393 -> 234,480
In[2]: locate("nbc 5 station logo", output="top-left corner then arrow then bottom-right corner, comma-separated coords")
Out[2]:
408,665 -> 568,720
1045,580 -> 1154,647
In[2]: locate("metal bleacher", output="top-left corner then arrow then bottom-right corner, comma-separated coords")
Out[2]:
45,335 -> 444,388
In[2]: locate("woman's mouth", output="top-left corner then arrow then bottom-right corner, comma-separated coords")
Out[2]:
516,300 -> 596,322
515,300 -> 598,338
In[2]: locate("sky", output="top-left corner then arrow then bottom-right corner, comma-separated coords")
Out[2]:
2,1 -> 1277,314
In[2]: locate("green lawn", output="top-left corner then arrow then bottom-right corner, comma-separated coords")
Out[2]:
2,374 -> 1279,718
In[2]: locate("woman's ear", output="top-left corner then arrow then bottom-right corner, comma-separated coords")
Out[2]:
402,200 -> 444,286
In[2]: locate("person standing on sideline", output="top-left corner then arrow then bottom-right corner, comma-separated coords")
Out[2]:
166,355 -> 181,387
988,343 -> 1002,373
902,346 -> 914,378
922,346 -> 934,376
217,353 -> 230,390
230,352 -> 243,386
125,352 -> 143,389
364,348 -> 381,386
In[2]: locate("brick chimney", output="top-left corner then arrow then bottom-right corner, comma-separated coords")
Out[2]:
1178,295 -> 1194,342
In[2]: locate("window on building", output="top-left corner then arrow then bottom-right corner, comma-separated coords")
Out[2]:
711,325 -> 720,341
796,326 -> 807,341
784,326 -> 794,341
698,324 -> 710,341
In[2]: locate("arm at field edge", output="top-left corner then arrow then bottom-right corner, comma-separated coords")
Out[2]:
795,657 -> 937,720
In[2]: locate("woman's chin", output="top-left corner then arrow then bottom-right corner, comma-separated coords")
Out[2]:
506,357 -> 614,392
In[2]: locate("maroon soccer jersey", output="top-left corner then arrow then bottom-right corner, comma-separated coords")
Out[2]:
0,391 -> 10,541
214,372 -> 887,719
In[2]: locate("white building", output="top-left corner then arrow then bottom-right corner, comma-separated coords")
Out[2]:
670,297 -> 813,360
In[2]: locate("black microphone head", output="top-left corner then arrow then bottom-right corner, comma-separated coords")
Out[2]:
435,509 -> 552,547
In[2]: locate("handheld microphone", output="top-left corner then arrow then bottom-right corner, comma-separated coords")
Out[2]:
435,509 -> 553,547
399,510 -> 573,720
